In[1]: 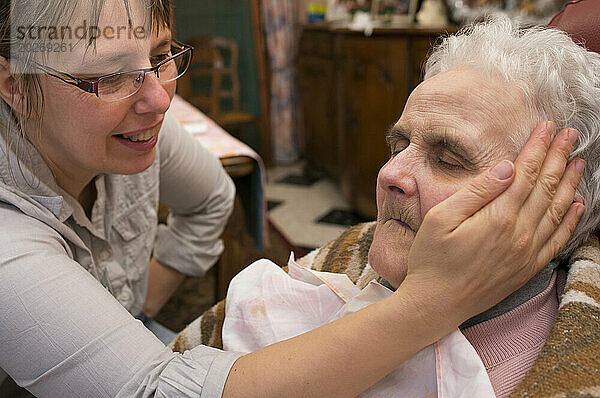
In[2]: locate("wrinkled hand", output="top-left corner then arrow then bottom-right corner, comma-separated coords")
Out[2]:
403,121 -> 585,326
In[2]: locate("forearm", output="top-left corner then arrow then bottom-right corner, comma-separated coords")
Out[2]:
142,257 -> 186,318
223,283 -> 459,398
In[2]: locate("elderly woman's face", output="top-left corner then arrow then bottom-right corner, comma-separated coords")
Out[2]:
368,66 -> 534,288
25,0 -> 174,186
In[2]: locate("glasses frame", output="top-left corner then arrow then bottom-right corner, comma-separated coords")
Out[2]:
35,39 -> 194,102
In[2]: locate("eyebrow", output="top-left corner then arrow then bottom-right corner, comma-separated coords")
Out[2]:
152,38 -> 172,51
386,125 -> 478,163
386,125 -> 409,148
103,38 -> 171,64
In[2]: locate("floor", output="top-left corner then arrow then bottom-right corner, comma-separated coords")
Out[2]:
266,162 -> 372,257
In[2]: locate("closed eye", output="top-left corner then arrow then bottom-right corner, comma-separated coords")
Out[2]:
435,152 -> 464,170
389,138 -> 409,157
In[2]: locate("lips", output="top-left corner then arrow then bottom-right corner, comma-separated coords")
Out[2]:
114,132 -> 158,152
378,200 -> 419,231
115,119 -> 163,138
390,218 -> 413,230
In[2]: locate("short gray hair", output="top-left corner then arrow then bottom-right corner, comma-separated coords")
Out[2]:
424,17 -> 600,260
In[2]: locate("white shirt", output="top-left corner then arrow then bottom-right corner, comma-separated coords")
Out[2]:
0,109 -> 243,397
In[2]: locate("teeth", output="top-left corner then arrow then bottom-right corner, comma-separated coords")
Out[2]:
122,130 -> 155,142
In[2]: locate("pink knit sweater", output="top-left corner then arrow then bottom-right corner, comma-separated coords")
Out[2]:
462,269 -> 566,397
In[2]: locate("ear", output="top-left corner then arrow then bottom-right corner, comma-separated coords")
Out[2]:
0,56 -> 30,116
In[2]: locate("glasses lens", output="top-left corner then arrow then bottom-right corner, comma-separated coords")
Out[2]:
96,44 -> 191,102
158,47 -> 191,83
98,71 -> 144,102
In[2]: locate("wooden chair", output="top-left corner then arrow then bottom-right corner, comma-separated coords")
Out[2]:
176,38 -> 223,118
177,37 -> 257,135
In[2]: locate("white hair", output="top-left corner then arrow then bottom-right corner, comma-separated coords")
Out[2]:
424,16 -> 600,260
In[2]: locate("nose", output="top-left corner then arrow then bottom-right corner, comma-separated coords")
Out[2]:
132,72 -> 172,114
377,151 -> 418,198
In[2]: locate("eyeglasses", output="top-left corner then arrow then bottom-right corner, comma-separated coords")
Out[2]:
35,40 -> 193,102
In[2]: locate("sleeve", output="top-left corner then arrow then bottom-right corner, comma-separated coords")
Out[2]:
0,204 -> 243,398
153,112 -> 236,276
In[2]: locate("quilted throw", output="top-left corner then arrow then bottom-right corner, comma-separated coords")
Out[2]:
169,222 -> 600,397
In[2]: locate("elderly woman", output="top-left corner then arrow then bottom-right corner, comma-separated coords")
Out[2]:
0,0 -> 585,397
368,16 -> 600,396
180,17 -> 600,398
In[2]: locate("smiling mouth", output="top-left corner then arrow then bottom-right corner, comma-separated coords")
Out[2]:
115,121 -> 162,142
115,130 -> 156,142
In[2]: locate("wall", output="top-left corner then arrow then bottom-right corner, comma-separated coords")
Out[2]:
173,0 -> 261,150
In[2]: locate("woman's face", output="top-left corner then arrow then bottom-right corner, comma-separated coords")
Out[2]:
368,67 -> 535,288
25,1 -> 175,193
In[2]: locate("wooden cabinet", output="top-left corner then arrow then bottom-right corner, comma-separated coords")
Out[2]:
297,25 -> 455,218
296,30 -> 338,177
297,56 -> 338,176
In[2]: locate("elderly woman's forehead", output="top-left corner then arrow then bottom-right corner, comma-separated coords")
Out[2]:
417,66 -> 522,100
416,67 -> 528,119
400,66 -> 532,154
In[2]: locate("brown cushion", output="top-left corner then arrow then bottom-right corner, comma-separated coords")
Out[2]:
548,0 -> 600,54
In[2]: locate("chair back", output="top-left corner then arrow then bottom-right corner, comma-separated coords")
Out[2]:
547,0 -> 600,240
209,36 -> 243,113
548,0 -> 600,54
176,38 -> 223,117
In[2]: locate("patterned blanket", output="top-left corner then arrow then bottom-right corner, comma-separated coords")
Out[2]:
169,222 -> 600,397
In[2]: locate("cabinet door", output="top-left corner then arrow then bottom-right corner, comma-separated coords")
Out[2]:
297,55 -> 338,177
410,34 -> 439,90
341,36 -> 410,218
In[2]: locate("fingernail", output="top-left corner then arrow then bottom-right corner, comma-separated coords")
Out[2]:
491,160 -> 514,180
577,204 -> 585,217
535,121 -> 549,136
576,158 -> 585,173
568,129 -> 579,145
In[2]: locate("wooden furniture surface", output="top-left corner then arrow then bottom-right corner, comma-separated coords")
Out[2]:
220,155 -> 255,178
297,24 -> 456,218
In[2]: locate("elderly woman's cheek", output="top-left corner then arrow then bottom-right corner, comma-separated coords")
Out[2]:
375,167 -> 388,213
417,174 -> 466,218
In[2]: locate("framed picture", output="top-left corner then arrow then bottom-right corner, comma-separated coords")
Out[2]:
371,0 -> 419,24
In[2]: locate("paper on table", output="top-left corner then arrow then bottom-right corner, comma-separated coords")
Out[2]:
182,122 -> 208,135
223,255 -> 496,398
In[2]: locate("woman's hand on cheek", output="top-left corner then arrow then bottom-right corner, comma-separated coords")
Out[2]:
400,120 -> 585,327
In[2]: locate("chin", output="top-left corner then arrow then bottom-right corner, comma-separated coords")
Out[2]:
369,224 -> 411,288
110,149 -> 157,175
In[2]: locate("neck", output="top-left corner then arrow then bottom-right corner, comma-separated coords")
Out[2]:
381,260 -> 559,329
43,154 -> 96,209
459,260 -> 558,329
77,180 -> 97,219
30,140 -> 97,217
24,121 -> 96,210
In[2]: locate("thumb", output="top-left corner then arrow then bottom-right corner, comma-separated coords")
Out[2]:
434,160 -> 515,229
